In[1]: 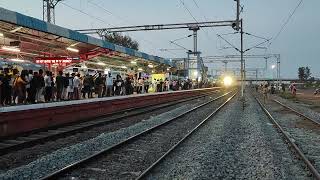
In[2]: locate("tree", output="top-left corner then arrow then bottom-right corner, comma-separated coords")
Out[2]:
298,66 -> 312,81
298,67 -> 305,81
104,33 -> 139,50
305,66 -> 311,80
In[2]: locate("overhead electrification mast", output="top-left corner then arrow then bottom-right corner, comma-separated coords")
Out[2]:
43,0 -> 63,24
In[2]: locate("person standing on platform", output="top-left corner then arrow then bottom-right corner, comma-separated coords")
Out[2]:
36,69 -> 45,103
137,78 -> 143,94
1,68 -> 11,105
26,70 -> 33,103
14,70 -> 28,104
144,77 -> 150,93
105,73 -> 113,97
29,71 -> 38,104
95,73 -> 104,98
114,75 -> 123,96
82,74 -> 91,99
73,73 -> 81,100
0,74 -> 2,106
89,75 -> 94,98
55,71 -> 64,101
164,78 -> 169,91
68,73 -> 75,100
44,71 -> 52,102
160,79 -> 164,92
62,73 -> 69,100
125,76 -> 131,95
11,69 -> 19,104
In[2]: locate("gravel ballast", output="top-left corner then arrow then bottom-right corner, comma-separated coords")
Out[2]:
0,92 -> 220,173
58,92 -> 232,179
272,94 -> 320,122
260,93 -> 320,175
145,92 -> 310,179
0,92 -> 227,179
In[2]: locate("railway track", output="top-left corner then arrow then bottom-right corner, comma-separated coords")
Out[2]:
0,90 -> 222,155
255,95 -> 320,179
40,91 -> 237,180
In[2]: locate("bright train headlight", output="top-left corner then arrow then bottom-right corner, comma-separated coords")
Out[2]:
223,76 -> 233,87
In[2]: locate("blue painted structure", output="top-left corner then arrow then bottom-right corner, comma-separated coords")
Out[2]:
0,7 -> 175,67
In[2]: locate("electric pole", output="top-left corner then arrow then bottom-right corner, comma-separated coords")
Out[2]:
43,0 -> 62,24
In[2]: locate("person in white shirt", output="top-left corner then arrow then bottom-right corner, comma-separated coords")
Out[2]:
67,73 -> 74,100
105,73 -> 113,97
73,73 -> 81,100
44,71 -> 52,102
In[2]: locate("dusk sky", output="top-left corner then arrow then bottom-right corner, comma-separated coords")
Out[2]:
0,0 -> 318,78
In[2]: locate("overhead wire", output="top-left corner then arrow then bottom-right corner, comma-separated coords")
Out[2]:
267,0 -> 303,49
60,2 -> 114,27
178,0 -> 216,56
63,1 -> 163,56
86,0 -> 162,55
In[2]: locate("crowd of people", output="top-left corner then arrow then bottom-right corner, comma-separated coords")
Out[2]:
0,68 -> 202,106
254,82 -> 297,103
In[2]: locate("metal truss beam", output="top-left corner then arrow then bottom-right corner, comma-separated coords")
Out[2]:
76,20 -> 236,34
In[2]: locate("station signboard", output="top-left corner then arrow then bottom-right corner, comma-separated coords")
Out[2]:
35,57 -> 80,64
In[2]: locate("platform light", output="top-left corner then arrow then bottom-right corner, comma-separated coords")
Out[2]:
97,62 -> 106,66
152,70 -> 154,73
138,68 -> 143,71
167,68 -> 170,71
70,42 -> 80,47
223,76 -> 233,87
66,47 -> 79,53
11,58 -> 25,62
131,61 -> 137,64
10,26 -> 23,33
148,64 -> 154,68
1,46 -> 20,52
271,65 -> 276,69
0,33 -> 3,37
121,65 -> 127,69
193,71 -> 198,76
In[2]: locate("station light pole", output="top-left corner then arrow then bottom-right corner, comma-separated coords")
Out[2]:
240,19 -> 244,97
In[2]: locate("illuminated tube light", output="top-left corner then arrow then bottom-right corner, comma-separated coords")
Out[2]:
138,68 -> 143,71
1,46 -> 20,52
148,64 -> 154,68
193,71 -> 198,76
131,61 -> 137,64
11,58 -> 25,62
10,26 -> 23,33
97,62 -> 106,66
0,33 -> 3,37
66,47 -> 79,53
121,65 -> 127,69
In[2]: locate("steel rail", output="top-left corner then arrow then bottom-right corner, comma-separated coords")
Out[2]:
0,90 -> 221,155
136,93 -> 237,180
40,91 -> 235,180
273,99 -> 320,126
255,97 -> 320,180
